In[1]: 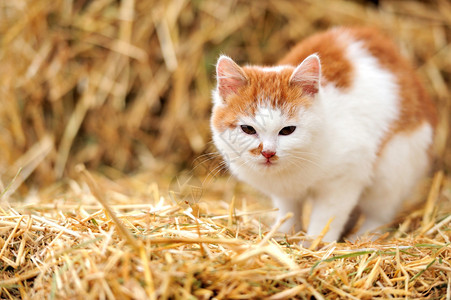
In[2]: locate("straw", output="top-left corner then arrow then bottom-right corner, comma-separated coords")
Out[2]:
0,0 -> 450,298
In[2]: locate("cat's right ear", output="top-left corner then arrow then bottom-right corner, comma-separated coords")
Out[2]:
216,55 -> 247,100
289,54 -> 321,97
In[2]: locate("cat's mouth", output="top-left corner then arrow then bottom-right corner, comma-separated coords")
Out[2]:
261,158 -> 277,167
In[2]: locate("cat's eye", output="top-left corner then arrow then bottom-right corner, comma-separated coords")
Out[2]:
240,125 -> 256,135
279,126 -> 296,136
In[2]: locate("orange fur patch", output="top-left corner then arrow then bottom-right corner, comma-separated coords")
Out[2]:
249,143 -> 263,156
270,154 -> 279,161
278,29 -> 353,89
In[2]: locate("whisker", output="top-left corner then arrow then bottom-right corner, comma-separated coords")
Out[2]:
202,153 -> 240,186
204,161 -> 231,186
289,150 -> 321,158
289,155 -> 324,171
193,151 -> 221,162
289,160 -> 308,171
225,159 -> 249,184
192,154 -> 222,173
202,162 -> 227,185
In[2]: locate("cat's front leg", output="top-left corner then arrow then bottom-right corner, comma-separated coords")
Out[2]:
307,180 -> 364,242
272,197 -> 303,234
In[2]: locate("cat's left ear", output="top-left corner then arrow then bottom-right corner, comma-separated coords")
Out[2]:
289,54 -> 321,97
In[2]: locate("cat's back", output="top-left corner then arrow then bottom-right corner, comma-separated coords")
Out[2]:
278,27 -> 437,133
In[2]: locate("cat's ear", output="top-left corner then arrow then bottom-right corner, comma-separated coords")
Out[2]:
289,54 -> 321,97
216,55 -> 247,100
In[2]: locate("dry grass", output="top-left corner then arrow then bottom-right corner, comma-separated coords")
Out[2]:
0,169 -> 450,299
0,0 -> 450,298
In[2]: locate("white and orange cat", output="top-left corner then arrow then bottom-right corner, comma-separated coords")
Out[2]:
210,27 -> 437,242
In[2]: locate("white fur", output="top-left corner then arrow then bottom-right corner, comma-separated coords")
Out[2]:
354,122 -> 432,237
211,36 -> 433,242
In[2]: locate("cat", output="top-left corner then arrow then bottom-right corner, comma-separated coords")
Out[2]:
210,27 -> 437,242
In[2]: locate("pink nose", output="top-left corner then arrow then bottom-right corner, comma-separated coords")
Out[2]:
261,151 -> 276,159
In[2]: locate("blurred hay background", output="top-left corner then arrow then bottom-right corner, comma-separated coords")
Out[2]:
1,0 -> 451,298
0,0 -> 449,190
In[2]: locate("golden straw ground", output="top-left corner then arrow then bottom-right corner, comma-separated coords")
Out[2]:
0,0 -> 450,298
0,170 -> 450,298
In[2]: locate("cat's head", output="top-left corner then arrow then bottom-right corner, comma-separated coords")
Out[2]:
211,55 -> 323,174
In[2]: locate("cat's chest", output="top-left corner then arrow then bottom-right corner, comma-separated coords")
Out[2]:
231,162 -> 322,199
